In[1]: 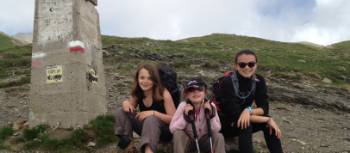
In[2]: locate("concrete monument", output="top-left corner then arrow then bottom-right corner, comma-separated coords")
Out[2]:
30,0 -> 107,128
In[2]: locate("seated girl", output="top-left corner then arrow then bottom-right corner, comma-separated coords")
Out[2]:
170,78 -> 225,153
115,63 -> 176,153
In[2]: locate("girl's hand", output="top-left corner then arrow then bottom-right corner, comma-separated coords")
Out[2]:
203,101 -> 212,113
122,100 -> 135,113
136,110 -> 155,122
237,109 -> 250,129
183,104 -> 194,115
267,118 -> 282,139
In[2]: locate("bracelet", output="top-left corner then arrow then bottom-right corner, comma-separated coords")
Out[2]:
246,106 -> 253,114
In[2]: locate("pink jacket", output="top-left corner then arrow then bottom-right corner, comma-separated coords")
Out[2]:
170,102 -> 221,139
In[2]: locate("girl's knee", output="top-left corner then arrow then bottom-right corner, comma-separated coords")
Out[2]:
116,107 -> 125,116
143,116 -> 161,126
173,130 -> 187,139
213,132 -> 225,141
239,125 -> 253,133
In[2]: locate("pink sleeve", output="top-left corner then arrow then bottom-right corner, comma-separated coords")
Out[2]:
210,104 -> 222,133
169,102 -> 188,133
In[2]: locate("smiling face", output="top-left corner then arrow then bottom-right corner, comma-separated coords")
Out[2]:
185,87 -> 206,104
138,68 -> 154,92
235,54 -> 257,78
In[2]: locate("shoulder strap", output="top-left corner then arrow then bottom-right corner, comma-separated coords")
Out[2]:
230,71 -> 257,100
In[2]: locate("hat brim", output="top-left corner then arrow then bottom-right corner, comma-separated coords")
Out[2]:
184,86 -> 204,92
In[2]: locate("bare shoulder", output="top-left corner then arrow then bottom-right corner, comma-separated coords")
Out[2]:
162,89 -> 175,106
162,89 -> 172,99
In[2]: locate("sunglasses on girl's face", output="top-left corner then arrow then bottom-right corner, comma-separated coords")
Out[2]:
238,62 -> 256,68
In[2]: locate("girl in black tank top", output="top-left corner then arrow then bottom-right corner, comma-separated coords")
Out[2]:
115,64 -> 176,153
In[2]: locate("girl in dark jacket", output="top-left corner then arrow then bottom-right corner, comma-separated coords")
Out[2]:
215,49 -> 283,153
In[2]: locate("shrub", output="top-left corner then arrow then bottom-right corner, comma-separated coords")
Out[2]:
23,124 -> 48,141
70,128 -> 88,147
0,127 -> 13,140
89,115 -> 116,147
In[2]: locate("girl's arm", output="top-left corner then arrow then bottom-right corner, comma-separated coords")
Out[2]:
122,96 -> 138,112
250,115 -> 282,139
210,104 -> 222,133
169,102 -> 188,133
154,89 -> 176,124
250,115 -> 270,123
252,106 -> 265,116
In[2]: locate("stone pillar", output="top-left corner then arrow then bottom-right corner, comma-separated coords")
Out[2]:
30,0 -> 107,128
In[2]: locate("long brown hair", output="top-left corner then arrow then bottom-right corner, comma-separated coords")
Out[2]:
131,64 -> 164,102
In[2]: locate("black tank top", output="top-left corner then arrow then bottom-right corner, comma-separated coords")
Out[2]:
138,98 -> 166,113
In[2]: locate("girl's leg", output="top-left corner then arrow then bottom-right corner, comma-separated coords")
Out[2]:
194,132 -> 226,153
173,130 -> 190,153
252,123 -> 283,153
212,132 -> 226,153
238,125 -> 253,153
115,108 -> 133,136
115,108 -> 142,149
115,108 -> 133,149
140,116 -> 163,152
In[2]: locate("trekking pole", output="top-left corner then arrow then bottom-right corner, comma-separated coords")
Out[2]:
205,108 -> 214,153
188,110 -> 201,153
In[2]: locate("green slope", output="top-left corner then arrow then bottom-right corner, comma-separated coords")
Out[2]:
0,33 -> 349,88
102,34 -> 350,85
0,32 -> 21,51
0,44 -> 32,88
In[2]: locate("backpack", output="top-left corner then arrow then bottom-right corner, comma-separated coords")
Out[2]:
211,71 -> 233,113
158,64 -> 181,108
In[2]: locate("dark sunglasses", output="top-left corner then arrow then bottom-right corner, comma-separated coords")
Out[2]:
238,62 -> 256,68
185,87 -> 205,93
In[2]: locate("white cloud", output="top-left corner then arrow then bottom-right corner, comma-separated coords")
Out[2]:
0,0 -> 34,35
291,0 -> 350,45
0,0 -> 349,45
97,0 -> 262,39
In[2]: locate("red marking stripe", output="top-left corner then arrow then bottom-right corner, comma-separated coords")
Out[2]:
69,47 -> 85,53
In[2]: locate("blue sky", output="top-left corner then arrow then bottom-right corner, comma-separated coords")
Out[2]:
0,0 -> 349,45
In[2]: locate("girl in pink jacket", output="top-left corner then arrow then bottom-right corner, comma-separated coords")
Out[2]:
170,78 -> 226,153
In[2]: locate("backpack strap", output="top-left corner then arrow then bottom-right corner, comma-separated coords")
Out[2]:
230,71 -> 257,100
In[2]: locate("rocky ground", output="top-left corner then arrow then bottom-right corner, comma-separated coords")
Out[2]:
0,48 -> 349,152
1,70 -> 349,153
0,85 -> 29,128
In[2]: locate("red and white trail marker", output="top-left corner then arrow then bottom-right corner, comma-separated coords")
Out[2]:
68,40 -> 85,53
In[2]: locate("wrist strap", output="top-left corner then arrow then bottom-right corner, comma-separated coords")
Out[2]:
247,106 -> 253,114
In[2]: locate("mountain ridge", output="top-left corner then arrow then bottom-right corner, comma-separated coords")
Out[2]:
2,31 -> 350,47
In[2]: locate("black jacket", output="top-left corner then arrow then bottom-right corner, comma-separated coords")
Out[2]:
216,72 -> 269,127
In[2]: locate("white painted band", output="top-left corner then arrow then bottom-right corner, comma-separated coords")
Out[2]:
68,40 -> 85,48
32,52 -> 46,59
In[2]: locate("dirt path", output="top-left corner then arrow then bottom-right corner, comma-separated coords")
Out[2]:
264,101 -> 350,153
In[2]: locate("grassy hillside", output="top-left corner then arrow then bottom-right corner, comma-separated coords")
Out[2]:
0,33 -> 18,51
102,34 -> 350,85
0,33 -> 349,88
330,40 -> 350,53
0,44 -> 31,88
